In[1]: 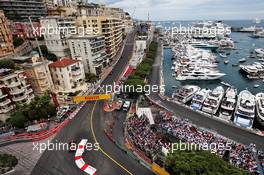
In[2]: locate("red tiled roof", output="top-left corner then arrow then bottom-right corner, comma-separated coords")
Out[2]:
49,58 -> 78,68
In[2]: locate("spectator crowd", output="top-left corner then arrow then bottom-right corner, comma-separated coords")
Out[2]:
126,111 -> 263,174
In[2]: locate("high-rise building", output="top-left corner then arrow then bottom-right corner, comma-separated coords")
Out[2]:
0,0 -> 48,22
76,3 -> 124,61
40,16 -> 76,57
68,35 -> 108,75
48,58 -> 86,93
0,10 -> 14,57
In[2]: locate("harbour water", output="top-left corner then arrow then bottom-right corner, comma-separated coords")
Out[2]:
160,20 -> 264,96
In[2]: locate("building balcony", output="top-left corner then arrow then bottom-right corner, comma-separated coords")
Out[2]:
0,94 -> 8,99
39,81 -> 49,88
0,99 -> 11,107
7,81 -> 21,88
71,69 -> 82,77
37,71 -> 47,79
12,94 -> 27,102
0,105 -> 14,113
10,88 -> 25,95
26,88 -> 33,94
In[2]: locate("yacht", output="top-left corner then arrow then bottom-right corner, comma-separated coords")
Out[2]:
176,68 -> 225,80
172,85 -> 200,104
256,93 -> 264,127
190,89 -> 211,110
191,43 -> 219,51
251,29 -> 264,38
255,48 -> 264,57
202,86 -> 225,114
219,87 -> 237,120
239,26 -> 256,32
233,90 -> 255,129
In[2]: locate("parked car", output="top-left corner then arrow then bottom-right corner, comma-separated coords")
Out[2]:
122,101 -> 131,111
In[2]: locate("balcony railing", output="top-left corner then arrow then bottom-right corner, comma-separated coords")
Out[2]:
7,81 -> 20,88
12,94 -> 27,102
0,99 -> 11,107
26,88 -> 33,94
10,88 -> 25,95
0,94 -> 8,99
71,69 -> 82,76
0,105 -> 14,113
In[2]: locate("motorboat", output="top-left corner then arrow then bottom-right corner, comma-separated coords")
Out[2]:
255,48 -> 264,57
256,93 -> 264,128
190,88 -> 211,110
220,81 -> 231,87
172,85 -> 201,104
219,53 -> 227,58
219,87 -> 237,120
254,84 -> 260,88
202,86 -> 225,114
176,68 -> 226,81
233,90 -> 255,129
239,58 -> 247,62
224,60 -> 229,64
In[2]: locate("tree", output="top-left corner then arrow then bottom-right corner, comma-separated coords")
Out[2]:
0,153 -> 18,168
0,59 -> 15,69
13,37 -> 24,48
9,112 -> 27,128
85,73 -> 99,83
9,92 -> 56,127
34,45 -> 58,61
165,149 -> 248,175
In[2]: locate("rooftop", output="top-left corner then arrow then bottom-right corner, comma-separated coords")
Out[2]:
49,58 -> 78,68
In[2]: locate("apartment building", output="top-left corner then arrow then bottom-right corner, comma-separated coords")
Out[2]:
0,10 -> 14,57
12,21 -> 41,39
123,12 -> 133,34
0,0 -> 48,22
20,53 -> 54,95
0,69 -> 35,115
48,58 -> 86,93
40,16 -> 75,57
68,35 -> 108,75
76,3 -> 124,61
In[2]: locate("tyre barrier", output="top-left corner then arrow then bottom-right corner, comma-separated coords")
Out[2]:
75,139 -> 97,175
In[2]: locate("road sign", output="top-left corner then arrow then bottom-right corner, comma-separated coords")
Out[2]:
73,94 -> 112,103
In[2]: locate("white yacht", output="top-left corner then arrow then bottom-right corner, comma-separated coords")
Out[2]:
233,90 -> 255,129
219,87 -> 237,120
255,48 -> 264,57
191,89 -> 211,110
172,85 -> 201,104
176,68 -> 225,80
202,86 -> 225,114
256,93 -> 264,127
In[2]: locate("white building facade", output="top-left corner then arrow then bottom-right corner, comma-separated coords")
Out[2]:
48,58 -> 87,93
40,16 -> 76,57
68,35 -> 108,75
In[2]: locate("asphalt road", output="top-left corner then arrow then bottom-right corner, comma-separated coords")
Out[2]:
31,30 -> 154,175
148,38 -> 264,150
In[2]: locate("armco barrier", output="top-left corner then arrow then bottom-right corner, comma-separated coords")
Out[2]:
75,139 -> 97,175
